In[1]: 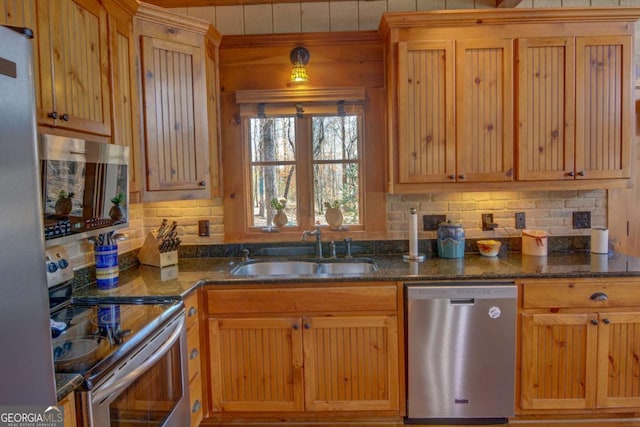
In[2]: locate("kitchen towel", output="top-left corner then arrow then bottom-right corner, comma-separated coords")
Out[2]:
591,227 -> 609,254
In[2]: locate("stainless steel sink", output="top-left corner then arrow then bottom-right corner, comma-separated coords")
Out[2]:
231,261 -> 317,276
316,262 -> 378,275
230,259 -> 377,276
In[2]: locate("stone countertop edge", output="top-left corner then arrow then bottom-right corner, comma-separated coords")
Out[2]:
70,251 -> 640,303
55,373 -> 83,402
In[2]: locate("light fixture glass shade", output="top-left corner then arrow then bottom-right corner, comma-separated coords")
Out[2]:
290,63 -> 309,83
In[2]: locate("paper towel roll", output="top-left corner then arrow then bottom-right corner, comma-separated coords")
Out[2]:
409,208 -> 418,257
591,227 -> 609,254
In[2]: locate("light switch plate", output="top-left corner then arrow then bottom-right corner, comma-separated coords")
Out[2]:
572,211 -> 591,229
198,219 -> 210,236
515,212 -> 526,229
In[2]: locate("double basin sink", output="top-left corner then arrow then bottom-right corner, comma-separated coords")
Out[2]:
231,258 -> 378,276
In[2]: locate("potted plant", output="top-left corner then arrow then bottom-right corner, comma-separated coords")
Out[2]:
109,192 -> 126,221
55,190 -> 74,216
270,198 -> 288,227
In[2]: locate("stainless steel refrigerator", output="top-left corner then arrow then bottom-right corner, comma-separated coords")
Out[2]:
0,25 -> 56,404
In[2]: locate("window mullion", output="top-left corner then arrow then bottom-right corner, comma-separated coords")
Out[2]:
296,116 -> 314,230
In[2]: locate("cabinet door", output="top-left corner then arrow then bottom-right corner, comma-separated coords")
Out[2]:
456,39 -> 514,182
37,0 -> 111,135
105,1 -> 142,203
596,312 -> 640,408
397,40 -> 455,184
0,1 -> 41,112
575,36 -> 632,180
521,312 -> 598,410
302,315 -> 399,412
208,317 -> 304,413
516,37 -> 575,181
140,35 -> 209,195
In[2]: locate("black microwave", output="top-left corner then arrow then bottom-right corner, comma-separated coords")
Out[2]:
38,134 -> 129,246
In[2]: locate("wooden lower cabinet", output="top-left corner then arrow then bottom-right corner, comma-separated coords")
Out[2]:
205,284 -> 401,420
59,392 -> 77,427
519,279 -> 640,414
184,290 -> 204,427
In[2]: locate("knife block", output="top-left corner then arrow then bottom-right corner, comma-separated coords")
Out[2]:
138,231 -> 178,268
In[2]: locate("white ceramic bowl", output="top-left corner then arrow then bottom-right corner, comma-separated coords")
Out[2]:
477,240 -> 502,257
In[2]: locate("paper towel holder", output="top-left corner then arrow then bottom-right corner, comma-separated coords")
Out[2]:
403,207 -> 426,262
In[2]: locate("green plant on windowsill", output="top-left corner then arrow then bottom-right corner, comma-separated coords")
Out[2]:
109,192 -> 126,221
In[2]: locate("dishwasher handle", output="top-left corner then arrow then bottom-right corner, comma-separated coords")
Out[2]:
450,298 -> 475,305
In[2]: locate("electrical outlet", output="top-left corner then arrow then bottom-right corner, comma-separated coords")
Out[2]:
482,213 -> 496,231
515,212 -> 526,229
423,214 -> 446,231
198,219 -> 210,236
572,211 -> 591,229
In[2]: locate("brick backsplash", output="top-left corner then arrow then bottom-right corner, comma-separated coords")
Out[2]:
387,190 -> 607,241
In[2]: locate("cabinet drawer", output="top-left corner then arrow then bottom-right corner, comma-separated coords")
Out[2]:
206,284 -> 397,314
189,371 -> 203,427
184,291 -> 199,329
522,279 -> 640,308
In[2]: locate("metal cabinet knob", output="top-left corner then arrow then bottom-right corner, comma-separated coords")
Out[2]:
293,324 -> 300,330
590,292 -> 608,301
190,348 -> 200,359
578,170 -> 585,176
188,306 -> 197,316
48,111 -> 58,119
304,323 -> 311,329
198,181 -> 206,187
458,174 -> 465,180
61,113 -> 69,121
603,318 -> 611,324
590,319 -> 599,325
449,174 -> 456,180
567,171 -> 575,177
192,400 -> 201,413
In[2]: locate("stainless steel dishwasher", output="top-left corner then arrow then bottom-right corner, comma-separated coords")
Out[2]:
405,282 -> 517,424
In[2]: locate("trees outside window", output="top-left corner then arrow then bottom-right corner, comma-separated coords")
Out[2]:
248,110 -> 362,230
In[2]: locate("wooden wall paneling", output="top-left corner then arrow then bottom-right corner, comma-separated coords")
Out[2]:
516,37 -> 574,181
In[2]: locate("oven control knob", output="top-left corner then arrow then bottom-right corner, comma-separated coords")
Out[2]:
47,261 -> 58,273
58,258 -> 69,269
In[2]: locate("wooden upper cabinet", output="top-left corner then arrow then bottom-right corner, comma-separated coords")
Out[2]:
381,8 -> 639,192
135,3 -> 221,202
0,1 -> 40,110
104,0 -> 143,204
516,37 -> 575,181
36,0 -> 111,136
456,39 -> 513,183
575,36 -> 632,180
397,40 -> 455,184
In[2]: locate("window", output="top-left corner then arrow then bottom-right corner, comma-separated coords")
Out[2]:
247,109 -> 362,231
224,88 -> 386,241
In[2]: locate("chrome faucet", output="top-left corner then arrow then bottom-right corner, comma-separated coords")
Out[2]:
302,226 -> 323,258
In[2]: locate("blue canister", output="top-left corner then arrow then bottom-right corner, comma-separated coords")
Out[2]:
437,220 -> 465,259
95,245 -> 118,289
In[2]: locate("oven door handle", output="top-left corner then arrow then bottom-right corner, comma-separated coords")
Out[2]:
92,316 -> 185,404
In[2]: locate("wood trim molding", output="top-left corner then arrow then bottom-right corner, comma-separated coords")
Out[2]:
235,87 -> 366,104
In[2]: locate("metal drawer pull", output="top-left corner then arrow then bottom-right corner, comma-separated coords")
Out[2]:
190,348 -> 199,359
590,292 -> 608,301
192,400 -> 201,413
188,306 -> 197,316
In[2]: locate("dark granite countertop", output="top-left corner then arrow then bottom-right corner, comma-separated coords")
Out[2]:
55,373 -> 83,402
71,251 -> 640,302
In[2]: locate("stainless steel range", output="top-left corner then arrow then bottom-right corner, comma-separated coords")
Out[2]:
47,247 -> 190,427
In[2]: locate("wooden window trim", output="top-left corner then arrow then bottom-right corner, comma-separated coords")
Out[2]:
223,87 -> 387,243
